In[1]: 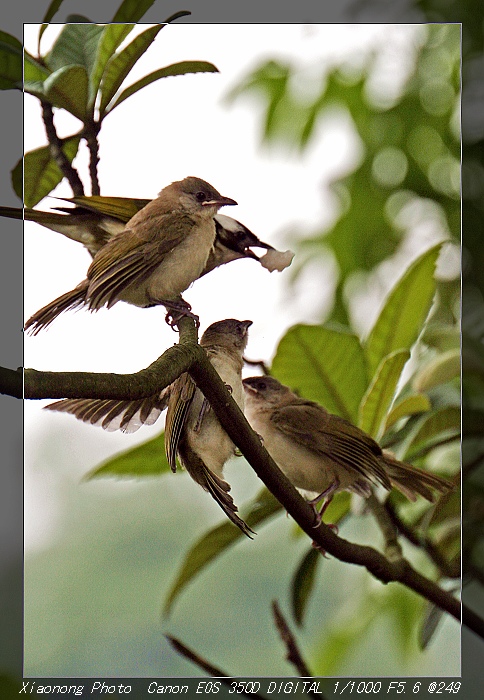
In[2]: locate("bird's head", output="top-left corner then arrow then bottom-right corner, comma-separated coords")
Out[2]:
243,376 -> 291,406
168,177 -> 237,214
201,319 -> 252,352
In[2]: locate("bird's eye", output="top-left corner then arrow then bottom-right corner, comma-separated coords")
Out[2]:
195,191 -> 207,202
258,381 -> 267,391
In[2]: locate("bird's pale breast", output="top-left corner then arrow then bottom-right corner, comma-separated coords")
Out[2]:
147,216 -> 216,301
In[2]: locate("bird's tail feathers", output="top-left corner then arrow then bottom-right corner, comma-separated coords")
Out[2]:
203,467 -> 255,538
25,282 -> 88,335
382,450 -> 453,502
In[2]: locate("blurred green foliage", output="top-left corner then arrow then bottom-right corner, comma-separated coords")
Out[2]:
227,24 -> 459,327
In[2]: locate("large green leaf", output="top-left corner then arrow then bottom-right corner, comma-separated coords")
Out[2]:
21,136 -> 81,207
88,24 -> 135,108
45,23 -> 104,75
0,30 -> 22,89
163,488 -> 281,616
44,65 -> 89,121
358,350 -> 410,439
271,324 -> 368,422
106,61 -> 219,114
85,431 -> 169,479
98,24 -> 165,117
365,244 -> 442,377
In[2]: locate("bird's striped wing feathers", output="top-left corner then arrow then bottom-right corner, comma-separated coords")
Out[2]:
164,373 -> 196,473
271,402 -> 391,489
46,390 -> 169,433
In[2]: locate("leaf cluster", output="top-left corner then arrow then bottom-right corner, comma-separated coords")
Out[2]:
0,1 -> 217,206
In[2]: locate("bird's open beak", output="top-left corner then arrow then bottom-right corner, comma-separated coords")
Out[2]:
235,234 -> 274,261
214,216 -> 274,260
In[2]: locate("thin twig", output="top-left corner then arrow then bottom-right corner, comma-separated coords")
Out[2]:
164,636 -> 268,700
271,601 -> 314,680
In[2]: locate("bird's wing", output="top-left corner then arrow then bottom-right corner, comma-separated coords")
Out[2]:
164,373 -> 197,473
86,212 -> 199,308
45,389 -> 170,433
271,402 -> 391,488
60,196 -> 150,222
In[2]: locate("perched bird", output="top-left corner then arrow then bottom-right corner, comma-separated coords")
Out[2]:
2,198 -> 283,266
24,177 -> 238,333
243,376 -> 453,520
46,319 -> 254,536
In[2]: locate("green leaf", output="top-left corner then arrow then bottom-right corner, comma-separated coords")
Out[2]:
21,136 -> 81,207
404,406 -> 460,460
291,548 -> 320,627
0,30 -> 22,89
24,52 -> 51,84
112,0 -> 158,22
419,602 -> 445,650
384,393 -> 431,431
45,23 -> 104,75
413,349 -> 460,392
88,24 -> 135,108
271,324 -> 368,422
365,244 -> 442,376
86,431 -> 168,479
105,60 -> 219,114
11,157 -> 22,202
358,350 -> 410,439
163,488 -> 281,616
44,65 -> 89,121
42,0 -> 66,23
65,15 -> 92,22
98,24 -> 165,117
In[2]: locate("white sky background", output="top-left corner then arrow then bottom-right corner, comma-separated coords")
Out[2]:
24,23 -> 427,551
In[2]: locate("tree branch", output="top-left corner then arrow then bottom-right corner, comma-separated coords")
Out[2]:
41,100 -> 85,196
84,120 -> 101,195
12,318 -> 471,636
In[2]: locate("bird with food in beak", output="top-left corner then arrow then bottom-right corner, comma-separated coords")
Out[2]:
25,177 -> 237,333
